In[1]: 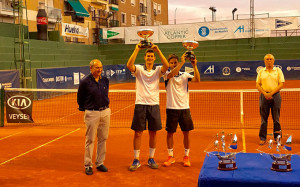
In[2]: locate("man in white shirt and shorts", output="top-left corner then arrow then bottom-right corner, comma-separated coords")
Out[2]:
163,53 -> 200,167
127,42 -> 169,171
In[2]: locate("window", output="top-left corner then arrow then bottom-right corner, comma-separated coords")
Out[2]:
120,0 -> 126,3
131,0 -> 135,6
121,12 -> 126,24
131,15 -> 136,26
92,10 -> 96,20
153,2 -> 157,11
157,4 -> 161,14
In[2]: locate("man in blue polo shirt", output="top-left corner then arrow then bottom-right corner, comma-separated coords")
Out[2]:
77,59 -> 111,175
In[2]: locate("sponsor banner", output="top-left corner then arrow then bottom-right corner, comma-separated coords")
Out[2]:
36,66 -> 90,89
125,26 -> 159,44
102,64 -> 136,84
61,23 -> 89,38
102,27 -> 125,39
178,59 -> 300,81
158,24 -> 196,43
118,17 -> 296,43
6,92 -> 34,123
272,17 -> 298,30
195,19 -> 270,41
0,70 -> 20,88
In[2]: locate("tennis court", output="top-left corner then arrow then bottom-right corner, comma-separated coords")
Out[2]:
0,80 -> 299,186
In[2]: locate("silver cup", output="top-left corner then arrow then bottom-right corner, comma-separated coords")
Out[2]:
182,40 -> 199,60
137,29 -> 154,48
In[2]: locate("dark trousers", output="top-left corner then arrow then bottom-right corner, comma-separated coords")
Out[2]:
259,92 -> 282,141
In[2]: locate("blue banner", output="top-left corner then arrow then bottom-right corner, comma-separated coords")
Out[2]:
0,70 -> 20,88
181,59 -> 300,81
36,59 -> 300,89
36,66 -> 90,89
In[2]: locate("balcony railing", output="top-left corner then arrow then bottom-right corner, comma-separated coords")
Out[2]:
45,6 -> 62,22
139,4 -> 147,14
109,20 -> 119,27
109,0 -> 118,5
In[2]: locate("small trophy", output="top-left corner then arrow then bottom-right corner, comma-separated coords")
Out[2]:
205,131 -> 239,171
137,29 -> 154,48
182,40 -> 199,60
257,131 -> 295,172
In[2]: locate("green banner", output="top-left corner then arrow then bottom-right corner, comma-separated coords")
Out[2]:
107,30 -> 120,38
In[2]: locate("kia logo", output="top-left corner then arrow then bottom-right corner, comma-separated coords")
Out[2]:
7,96 -> 32,110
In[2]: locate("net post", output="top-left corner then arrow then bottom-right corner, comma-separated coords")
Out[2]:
0,86 -> 4,127
240,91 -> 244,127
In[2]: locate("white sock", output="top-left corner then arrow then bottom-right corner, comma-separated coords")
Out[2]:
184,149 -> 190,156
167,148 -> 174,157
134,150 -> 140,160
149,148 -> 156,158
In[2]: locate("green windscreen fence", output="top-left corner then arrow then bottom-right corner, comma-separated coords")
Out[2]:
0,87 -> 4,127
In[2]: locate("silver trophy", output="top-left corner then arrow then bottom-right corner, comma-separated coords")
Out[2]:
257,131 -> 297,172
182,40 -> 199,60
205,131 -> 239,171
137,29 -> 154,48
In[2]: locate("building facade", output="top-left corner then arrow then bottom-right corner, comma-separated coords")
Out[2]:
0,0 -> 168,45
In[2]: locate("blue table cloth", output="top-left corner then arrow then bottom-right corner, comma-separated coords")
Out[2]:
198,153 -> 300,187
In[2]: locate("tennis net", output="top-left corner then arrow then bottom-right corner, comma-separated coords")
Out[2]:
1,88 -> 300,129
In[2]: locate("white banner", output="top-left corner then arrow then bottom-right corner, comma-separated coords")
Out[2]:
104,17 -> 297,44
194,19 -> 271,41
271,17 -> 298,30
102,27 -> 125,39
61,23 -> 89,38
158,24 -> 196,43
124,26 -> 159,44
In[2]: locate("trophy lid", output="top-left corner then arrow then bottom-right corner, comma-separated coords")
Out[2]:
137,29 -> 154,38
182,40 -> 199,50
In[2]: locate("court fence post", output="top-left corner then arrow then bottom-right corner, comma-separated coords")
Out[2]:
0,87 -> 4,127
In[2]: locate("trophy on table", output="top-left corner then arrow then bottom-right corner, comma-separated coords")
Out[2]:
182,40 -> 199,60
137,28 -> 154,48
204,131 -> 239,171
257,131 -> 297,172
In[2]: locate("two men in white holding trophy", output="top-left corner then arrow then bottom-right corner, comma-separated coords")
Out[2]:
127,28 -> 200,170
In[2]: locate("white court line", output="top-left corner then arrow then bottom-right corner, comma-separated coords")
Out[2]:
111,104 -> 135,116
0,128 -> 81,166
242,129 -> 246,153
0,131 -> 26,141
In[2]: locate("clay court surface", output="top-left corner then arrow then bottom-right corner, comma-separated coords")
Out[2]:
0,80 -> 299,186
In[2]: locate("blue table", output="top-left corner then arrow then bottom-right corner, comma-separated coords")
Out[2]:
198,153 -> 300,187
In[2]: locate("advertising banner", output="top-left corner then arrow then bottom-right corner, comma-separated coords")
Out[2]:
6,91 -> 34,123
36,66 -> 90,89
102,64 -> 135,84
118,17 -> 297,44
0,70 -> 20,88
158,24 -> 196,43
178,59 -> 300,81
102,27 -> 125,39
61,23 -> 89,38
271,17 -> 298,30
125,26 -> 159,44
194,19 -> 270,41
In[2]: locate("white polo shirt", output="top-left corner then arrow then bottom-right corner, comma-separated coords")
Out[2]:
134,65 -> 162,105
256,67 -> 285,93
164,71 -> 194,109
